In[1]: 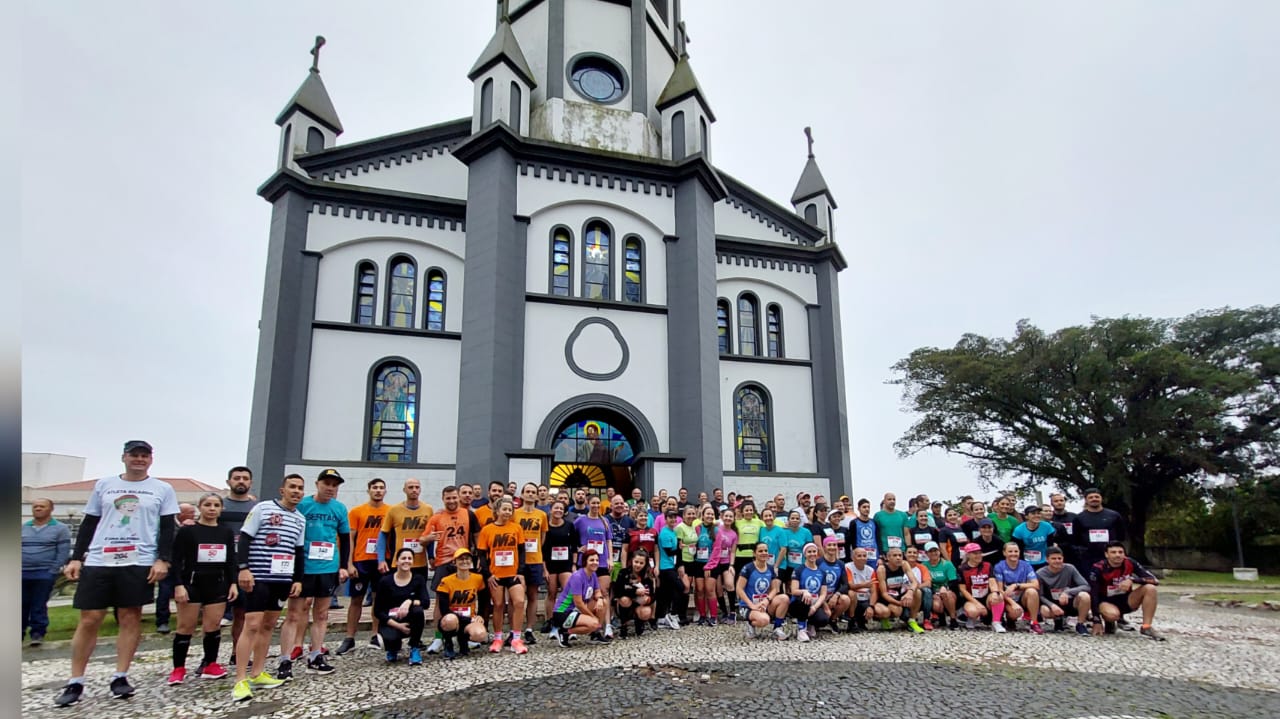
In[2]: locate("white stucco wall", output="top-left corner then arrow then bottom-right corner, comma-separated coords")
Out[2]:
285,464 -> 457,515
521,195 -> 670,305
313,237 -> 466,332
719,361 -> 817,473
510,0 -> 550,107
645,20 -> 676,128
323,150 -> 469,201
305,208 -> 466,259
522,302 -> 669,452
301,328 -> 461,465
715,277 -> 812,361
564,0 -> 632,91
652,461 -> 682,498
714,200 -> 801,245
721,476 -> 831,507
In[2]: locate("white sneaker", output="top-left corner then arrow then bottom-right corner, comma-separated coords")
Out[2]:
993,622 -> 1007,633
667,614 -> 681,630
744,624 -> 756,639
603,624 -> 613,638
774,626 -> 788,641
426,638 -> 444,654
655,616 -> 670,629
468,641 -> 482,649
797,628 -> 810,643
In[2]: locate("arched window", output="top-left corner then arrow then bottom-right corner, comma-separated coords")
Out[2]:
734,384 -> 772,471
353,261 -> 377,325
306,127 -> 325,153
480,78 -> 494,125
385,256 -> 417,328
622,236 -> 643,303
737,293 -> 760,356
550,226 -> 572,296
368,360 -> 418,463
804,204 -> 818,224
766,304 -> 783,358
671,110 -> 686,160
425,268 -> 446,331
582,221 -> 611,300
699,116 -> 709,155
716,298 -> 732,354
509,82 -> 522,132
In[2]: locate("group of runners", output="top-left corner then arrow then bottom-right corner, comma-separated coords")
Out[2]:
51,441 -> 1168,708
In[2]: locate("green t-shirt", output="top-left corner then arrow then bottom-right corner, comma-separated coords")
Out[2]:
987,513 -> 1018,543
734,517 -> 766,558
924,558 -> 958,590
675,522 -> 699,564
873,510 -> 911,553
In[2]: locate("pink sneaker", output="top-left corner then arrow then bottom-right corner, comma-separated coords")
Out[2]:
489,637 -> 504,653
200,662 -> 228,679
167,667 -> 186,686
510,637 -> 528,655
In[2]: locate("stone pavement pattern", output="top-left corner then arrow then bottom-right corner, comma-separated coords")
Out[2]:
20,602 -> 1280,718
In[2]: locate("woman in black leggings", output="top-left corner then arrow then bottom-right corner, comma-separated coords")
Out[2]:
374,548 -> 429,664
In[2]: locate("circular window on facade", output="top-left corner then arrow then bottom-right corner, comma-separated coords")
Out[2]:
569,55 -> 626,105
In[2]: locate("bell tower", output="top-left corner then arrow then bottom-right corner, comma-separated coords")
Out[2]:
275,36 -> 342,173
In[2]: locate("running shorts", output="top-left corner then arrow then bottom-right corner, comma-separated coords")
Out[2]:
73,565 -> 154,610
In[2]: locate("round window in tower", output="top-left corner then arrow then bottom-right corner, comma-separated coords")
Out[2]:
568,54 -> 627,105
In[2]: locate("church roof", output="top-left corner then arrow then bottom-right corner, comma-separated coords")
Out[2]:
791,155 -> 836,208
468,20 -> 537,88
655,56 -> 715,122
275,69 -> 343,133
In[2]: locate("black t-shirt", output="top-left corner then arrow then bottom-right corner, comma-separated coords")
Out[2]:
1073,508 -> 1126,565
544,521 -> 577,569
972,534 -> 1005,564
172,522 -> 237,588
907,525 -> 942,551
374,572 -> 430,622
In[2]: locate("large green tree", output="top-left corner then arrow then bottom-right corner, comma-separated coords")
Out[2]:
891,306 -> 1280,562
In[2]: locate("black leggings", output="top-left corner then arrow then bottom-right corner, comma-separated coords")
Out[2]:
657,568 -> 681,618
377,606 -> 425,653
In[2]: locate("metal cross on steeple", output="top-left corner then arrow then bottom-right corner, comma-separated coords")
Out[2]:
310,35 -> 326,73
497,0 -> 510,23
676,21 -> 691,59
804,126 -> 815,158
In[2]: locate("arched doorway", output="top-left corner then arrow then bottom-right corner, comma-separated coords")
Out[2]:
547,412 -> 640,501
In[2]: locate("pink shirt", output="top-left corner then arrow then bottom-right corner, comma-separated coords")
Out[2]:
703,526 -> 739,570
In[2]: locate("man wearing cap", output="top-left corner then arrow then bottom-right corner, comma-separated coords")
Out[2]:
276,469 -> 350,679
55,440 -> 179,707
1011,505 -> 1058,568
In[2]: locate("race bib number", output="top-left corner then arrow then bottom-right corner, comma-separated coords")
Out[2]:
271,553 -> 295,575
752,592 -> 768,602
587,540 -> 605,554
972,585 -> 988,599
1024,550 -> 1042,563
718,547 -> 731,560
1107,582 -> 1126,597
495,550 -> 515,567
403,539 -> 423,554
198,544 -> 227,563
611,547 -> 621,564
766,553 -> 776,565
365,538 -> 379,556
452,605 -> 471,618
551,546 -> 569,561
1050,588 -> 1065,601
696,547 -> 710,561
1088,529 -> 1109,543
308,542 -> 335,561
952,532 -> 967,544
856,589 -> 870,601
787,551 -> 802,565
866,548 -> 877,561
103,544 -> 138,564
887,536 -> 903,549
525,539 -> 538,553
1063,522 -> 1073,535
914,533 -> 932,545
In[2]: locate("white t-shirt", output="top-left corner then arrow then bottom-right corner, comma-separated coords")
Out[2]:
82,475 -> 179,567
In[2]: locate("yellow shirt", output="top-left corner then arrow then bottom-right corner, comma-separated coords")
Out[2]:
380,502 -> 434,568
513,506 -> 548,564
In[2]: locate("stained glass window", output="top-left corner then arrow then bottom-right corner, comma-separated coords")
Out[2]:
766,304 -> 783,358
583,222 -> 611,300
368,362 -> 417,463
623,237 -> 642,303
551,227 -> 572,296
386,257 -> 416,328
735,386 -> 771,471
716,299 -> 731,354
552,420 -> 635,466
354,262 -> 377,326
738,293 -> 759,356
426,269 -> 445,331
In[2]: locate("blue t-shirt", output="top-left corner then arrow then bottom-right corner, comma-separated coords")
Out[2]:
738,562 -> 776,606
693,524 -> 716,563
993,559 -> 1036,587
657,526 -> 678,571
297,495 -> 350,575
757,525 -> 783,567
780,527 -> 814,569
793,564 -> 825,596
1011,521 -> 1057,566
819,558 -> 842,594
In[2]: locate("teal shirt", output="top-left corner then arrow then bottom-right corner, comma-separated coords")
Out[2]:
923,557 -> 958,590
872,510 -> 911,554
758,525 -> 784,567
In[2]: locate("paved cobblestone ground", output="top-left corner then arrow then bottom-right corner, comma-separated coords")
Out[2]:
21,601 -> 1280,718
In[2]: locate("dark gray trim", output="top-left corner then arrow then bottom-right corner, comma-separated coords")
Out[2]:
671,110 -> 686,160
526,292 -> 668,315
735,290 -> 761,356
246,191 -> 319,497
424,266 -> 448,331
731,381 -> 776,472
454,145 -> 527,489
631,0 -> 648,113
295,118 -> 471,175
719,354 -> 810,368
351,259 -> 377,325
361,356 -> 424,463
480,78 -> 495,126
508,0 -> 546,22
631,451 -> 685,462
765,302 -> 784,358
383,254 -> 418,328
716,235 -> 847,272
717,170 -> 827,245
505,448 -> 556,459
565,52 -> 630,106
547,224 -> 573,296
509,81 -> 522,132
547,0 -> 565,100
808,261 -> 852,500
534,394 -> 660,453
621,234 -> 645,303
298,459 -> 457,471
257,169 -> 466,229
666,177 -> 723,500
564,317 -> 630,381
579,216 -> 616,300
313,320 -> 461,340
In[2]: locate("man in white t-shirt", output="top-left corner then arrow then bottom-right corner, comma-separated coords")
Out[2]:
55,440 -> 179,707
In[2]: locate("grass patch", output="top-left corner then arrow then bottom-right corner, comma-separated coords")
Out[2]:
1196,592 -> 1280,604
1159,569 -> 1280,587
38,605 -> 163,643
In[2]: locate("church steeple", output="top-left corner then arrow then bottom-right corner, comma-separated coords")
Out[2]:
791,127 -> 837,241
656,22 -> 714,162
275,36 -> 342,172
468,1 -> 535,135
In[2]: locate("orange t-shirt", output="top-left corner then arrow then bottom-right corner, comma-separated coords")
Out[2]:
474,504 -> 495,528
476,521 -> 524,579
513,507 -> 548,565
436,571 -> 484,618
348,503 -> 389,563
380,502 -> 435,568
424,508 -> 475,568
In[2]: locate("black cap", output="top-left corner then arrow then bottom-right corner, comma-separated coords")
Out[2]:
123,440 -> 153,453
977,518 -> 994,527
317,468 -> 345,484
1023,504 -> 1042,515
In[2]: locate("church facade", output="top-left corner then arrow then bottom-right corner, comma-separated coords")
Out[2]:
246,0 -> 852,507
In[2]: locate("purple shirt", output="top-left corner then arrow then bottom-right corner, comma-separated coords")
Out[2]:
993,559 -> 1036,588
553,568 -> 601,612
573,515 -> 612,567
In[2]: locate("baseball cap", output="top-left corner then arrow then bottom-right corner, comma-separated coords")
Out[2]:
977,518 -> 994,528
1023,504 -> 1042,515
826,509 -> 843,522
453,547 -> 472,560
317,468 -> 345,483
838,495 -> 850,503
962,542 -> 982,554
924,541 -> 940,552
123,440 -> 153,453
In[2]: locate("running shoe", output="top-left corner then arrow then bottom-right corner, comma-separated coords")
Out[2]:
334,637 -> 357,656
539,621 -> 553,634
306,655 -> 336,675
29,634 -> 44,646
1104,620 -> 1117,635
965,618 -> 976,630
54,682 -> 84,707
1140,626 -> 1166,642
667,614 -> 682,630
603,624 -> 614,639
220,617 -> 232,627
232,679 -> 252,702
524,628 -> 537,645
167,667 -> 186,686
109,676 -> 136,699
907,619 -> 924,634
426,637 -> 444,654
409,647 -> 423,665
993,622 -> 1007,634
1054,618 -> 1066,633
510,637 -> 528,654
199,662 -> 228,680
250,672 -> 285,689
655,616 -> 671,629
288,645 -> 304,661
386,650 -> 398,663
1076,622 -> 1090,636
557,631 -> 571,648
949,617 -> 960,630
797,627 -> 810,642
369,636 -> 381,649
1029,622 -> 1044,635
922,619 -> 934,631
773,626 -> 788,641
724,613 -> 737,625
489,637 -> 504,653
589,632 -> 612,644
879,619 -> 892,631
468,641 -> 482,649
744,624 -> 756,639
1117,617 -> 1136,631
443,639 -> 459,660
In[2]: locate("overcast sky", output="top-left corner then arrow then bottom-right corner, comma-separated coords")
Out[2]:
20,1 -> 1280,505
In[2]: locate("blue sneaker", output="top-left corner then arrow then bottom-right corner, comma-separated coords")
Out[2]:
385,651 -> 398,663
409,647 -> 422,666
